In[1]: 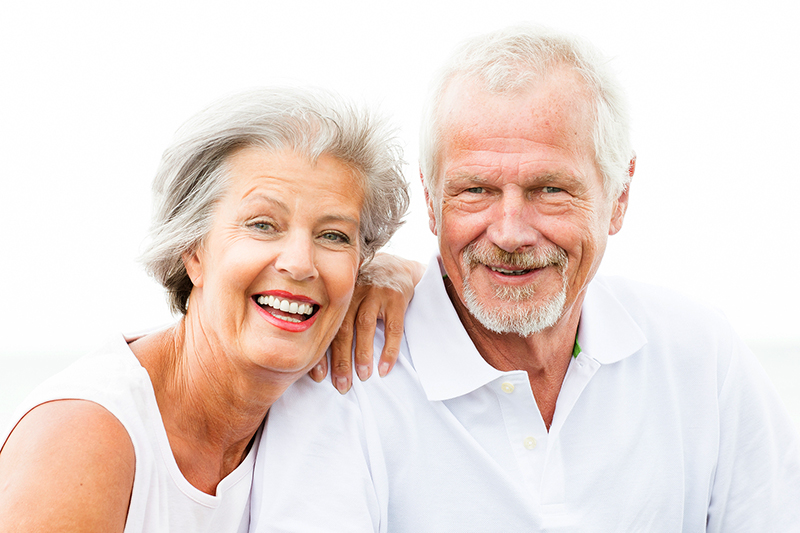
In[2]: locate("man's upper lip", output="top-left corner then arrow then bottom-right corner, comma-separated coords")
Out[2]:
253,290 -> 319,306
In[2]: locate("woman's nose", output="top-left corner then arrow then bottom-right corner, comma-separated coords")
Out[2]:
274,232 -> 318,281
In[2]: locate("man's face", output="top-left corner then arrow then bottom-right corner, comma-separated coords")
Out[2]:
427,68 -> 628,336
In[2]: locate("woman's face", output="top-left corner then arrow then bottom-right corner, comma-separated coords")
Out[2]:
184,146 -> 363,377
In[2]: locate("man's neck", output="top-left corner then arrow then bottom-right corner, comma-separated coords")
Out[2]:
444,277 -> 584,430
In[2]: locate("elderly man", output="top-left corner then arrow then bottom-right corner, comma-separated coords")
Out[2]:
250,26 -> 800,532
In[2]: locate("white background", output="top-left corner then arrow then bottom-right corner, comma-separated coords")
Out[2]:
1,0 -> 798,361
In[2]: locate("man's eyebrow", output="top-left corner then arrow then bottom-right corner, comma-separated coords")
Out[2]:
444,173 -> 493,185
445,171 -> 582,186
532,172 -> 580,184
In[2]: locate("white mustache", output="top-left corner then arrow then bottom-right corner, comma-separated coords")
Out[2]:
463,241 -> 568,272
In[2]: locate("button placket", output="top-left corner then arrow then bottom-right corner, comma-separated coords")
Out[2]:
494,374 -> 547,498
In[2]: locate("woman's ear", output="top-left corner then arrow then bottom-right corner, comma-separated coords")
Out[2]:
183,248 -> 204,288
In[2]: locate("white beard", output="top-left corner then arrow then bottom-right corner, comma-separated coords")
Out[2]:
460,242 -> 569,337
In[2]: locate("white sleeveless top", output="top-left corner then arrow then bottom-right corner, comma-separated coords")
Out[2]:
1,335 -> 258,533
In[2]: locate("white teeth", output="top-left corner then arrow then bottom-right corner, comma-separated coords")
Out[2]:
491,266 -> 528,275
256,295 -> 314,316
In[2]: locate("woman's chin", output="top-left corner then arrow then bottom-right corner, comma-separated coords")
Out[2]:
244,342 -> 323,377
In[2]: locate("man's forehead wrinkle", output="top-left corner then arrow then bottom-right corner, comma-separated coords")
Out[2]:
446,142 -> 584,172
445,156 -> 586,186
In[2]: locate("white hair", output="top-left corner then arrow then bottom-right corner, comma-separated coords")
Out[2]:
141,87 -> 409,314
420,25 -> 633,200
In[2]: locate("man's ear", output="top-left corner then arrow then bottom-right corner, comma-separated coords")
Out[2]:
609,156 -> 635,236
421,170 -> 438,236
183,247 -> 204,288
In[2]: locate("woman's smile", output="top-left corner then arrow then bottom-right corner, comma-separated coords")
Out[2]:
253,291 -> 320,331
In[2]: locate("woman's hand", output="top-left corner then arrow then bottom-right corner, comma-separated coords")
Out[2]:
308,254 -> 425,394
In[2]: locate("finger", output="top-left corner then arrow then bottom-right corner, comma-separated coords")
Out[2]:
378,298 -> 405,377
329,331 -> 353,394
328,293 -> 362,394
353,295 -> 383,381
308,353 -> 327,382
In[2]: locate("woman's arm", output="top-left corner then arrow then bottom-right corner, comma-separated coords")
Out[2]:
0,399 -> 135,533
309,254 -> 425,394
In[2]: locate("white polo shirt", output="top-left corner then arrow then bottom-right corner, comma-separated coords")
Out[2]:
251,256 -> 800,532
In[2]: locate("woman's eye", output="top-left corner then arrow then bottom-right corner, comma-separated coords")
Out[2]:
320,231 -> 350,244
251,221 -> 276,232
543,186 -> 563,194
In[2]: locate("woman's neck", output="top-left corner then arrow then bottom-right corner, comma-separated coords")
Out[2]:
129,319 -> 288,494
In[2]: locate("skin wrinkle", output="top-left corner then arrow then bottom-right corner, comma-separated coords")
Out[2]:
140,323 -> 269,488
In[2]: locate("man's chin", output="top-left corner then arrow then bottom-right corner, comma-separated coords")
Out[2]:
462,286 -> 567,337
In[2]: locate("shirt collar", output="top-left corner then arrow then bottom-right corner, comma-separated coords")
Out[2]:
405,256 -> 505,401
405,255 -> 647,401
577,276 -> 647,364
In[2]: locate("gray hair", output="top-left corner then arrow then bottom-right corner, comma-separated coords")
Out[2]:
420,25 -> 633,199
141,87 -> 409,315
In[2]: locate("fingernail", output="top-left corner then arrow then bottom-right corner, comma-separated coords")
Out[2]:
310,364 -> 324,382
356,364 -> 370,382
378,362 -> 391,377
335,377 -> 350,394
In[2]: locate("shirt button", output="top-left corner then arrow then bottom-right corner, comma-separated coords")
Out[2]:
523,437 -> 537,450
500,382 -> 515,393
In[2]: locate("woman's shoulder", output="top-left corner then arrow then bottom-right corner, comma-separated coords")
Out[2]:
0,398 -> 135,532
0,334 -> 143,530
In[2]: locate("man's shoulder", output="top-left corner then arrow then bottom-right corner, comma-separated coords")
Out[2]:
591,275 -> 728,327
587,275 -> 750,381
587,275 -> 741,365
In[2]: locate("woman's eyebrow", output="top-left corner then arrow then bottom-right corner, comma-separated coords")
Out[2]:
239,191 -> 289,214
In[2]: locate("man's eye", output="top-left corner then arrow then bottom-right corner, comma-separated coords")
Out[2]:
543,186 -> 563,194
466,187 -> 485,194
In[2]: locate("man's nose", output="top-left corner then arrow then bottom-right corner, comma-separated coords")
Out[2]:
485,191 -> 540,253
274,231 -> 319,281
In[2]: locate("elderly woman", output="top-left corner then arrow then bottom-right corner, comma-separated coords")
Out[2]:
0,87 -> 414,531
